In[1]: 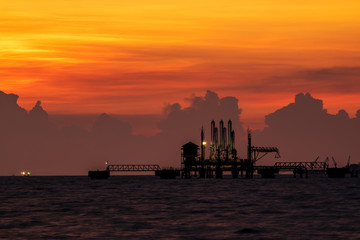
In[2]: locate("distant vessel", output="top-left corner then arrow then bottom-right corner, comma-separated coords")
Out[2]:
21,171 -> 31,177
88,170 -> 110,179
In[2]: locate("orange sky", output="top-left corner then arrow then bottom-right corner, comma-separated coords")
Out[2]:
1,0 -> 360,129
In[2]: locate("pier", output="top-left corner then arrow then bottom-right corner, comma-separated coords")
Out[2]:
88,120 -> 358,179
105,164 -> 179,179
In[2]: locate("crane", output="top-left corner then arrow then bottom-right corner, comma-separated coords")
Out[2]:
347,156 -> 351,167
331,157 -> 337,168
310,156 -> 320,168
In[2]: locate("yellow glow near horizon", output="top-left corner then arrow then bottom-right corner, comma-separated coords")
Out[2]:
1,0 -> 360,126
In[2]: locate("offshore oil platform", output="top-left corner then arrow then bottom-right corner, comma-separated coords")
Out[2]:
88,119 -> 359,179
179,120 -> 358,179
181,119 -> 282,179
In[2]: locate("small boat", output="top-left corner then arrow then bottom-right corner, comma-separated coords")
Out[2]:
88,170 -> 110,179
21,171 -> 31,176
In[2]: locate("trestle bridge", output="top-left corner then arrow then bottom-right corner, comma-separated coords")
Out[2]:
106,164 -> 161,172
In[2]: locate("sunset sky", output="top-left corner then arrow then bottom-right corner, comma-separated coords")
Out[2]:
1,0 -> 360,129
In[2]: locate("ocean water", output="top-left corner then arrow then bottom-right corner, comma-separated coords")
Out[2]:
0,175 -> 359,239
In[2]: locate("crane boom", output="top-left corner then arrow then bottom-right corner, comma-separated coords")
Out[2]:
347,156 -> 351,167
331,157 -> 337,168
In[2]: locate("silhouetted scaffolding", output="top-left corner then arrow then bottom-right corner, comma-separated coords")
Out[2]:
181,120 -> 280,179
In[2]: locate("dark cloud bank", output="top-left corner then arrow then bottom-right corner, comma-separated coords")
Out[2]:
0,90 -> 359,175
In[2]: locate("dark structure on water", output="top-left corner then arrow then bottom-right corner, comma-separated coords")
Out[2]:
326,157 -> 359,178
88,120 -> 358,179
181,120 -> 283,178
180,120 -> 357,179
88,164 -> 180,179
88,170 -> 110,179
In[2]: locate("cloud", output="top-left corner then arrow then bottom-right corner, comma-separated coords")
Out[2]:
1,89 -> 359,175
141,90 -> 245,167
254,92 -> 360,166
158,90 -> 243,137
0,91 -> 28,133
93,113 -> 132,137
356,110 -> 360,119
0,90 -> 245,175
252,66 -> 360,94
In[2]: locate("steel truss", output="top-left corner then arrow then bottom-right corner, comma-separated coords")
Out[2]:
106,164 -> 161,171
274,162 -> 328,170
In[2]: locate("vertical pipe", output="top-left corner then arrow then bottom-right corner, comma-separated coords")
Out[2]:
201,126 -> 204,162
219,120 -> 224,149
211,120 -> 215,146
247,130 -> 252,162
231,130 -> 238,161
231,130 -> 235,159
223,127 -> 227,160
231,131 -> 235,149
228,120 -> 232,149
210,120 -> 215,159
214,128 -> 218,148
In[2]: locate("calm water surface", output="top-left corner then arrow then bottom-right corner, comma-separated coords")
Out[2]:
0,175 -> 359,239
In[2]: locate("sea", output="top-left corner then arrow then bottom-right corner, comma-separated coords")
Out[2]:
0,175 -> 359,240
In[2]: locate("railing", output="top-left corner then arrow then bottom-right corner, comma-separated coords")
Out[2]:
274,162 -> 328,170
106,164 -> 161,171
252,147 -> 279,153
